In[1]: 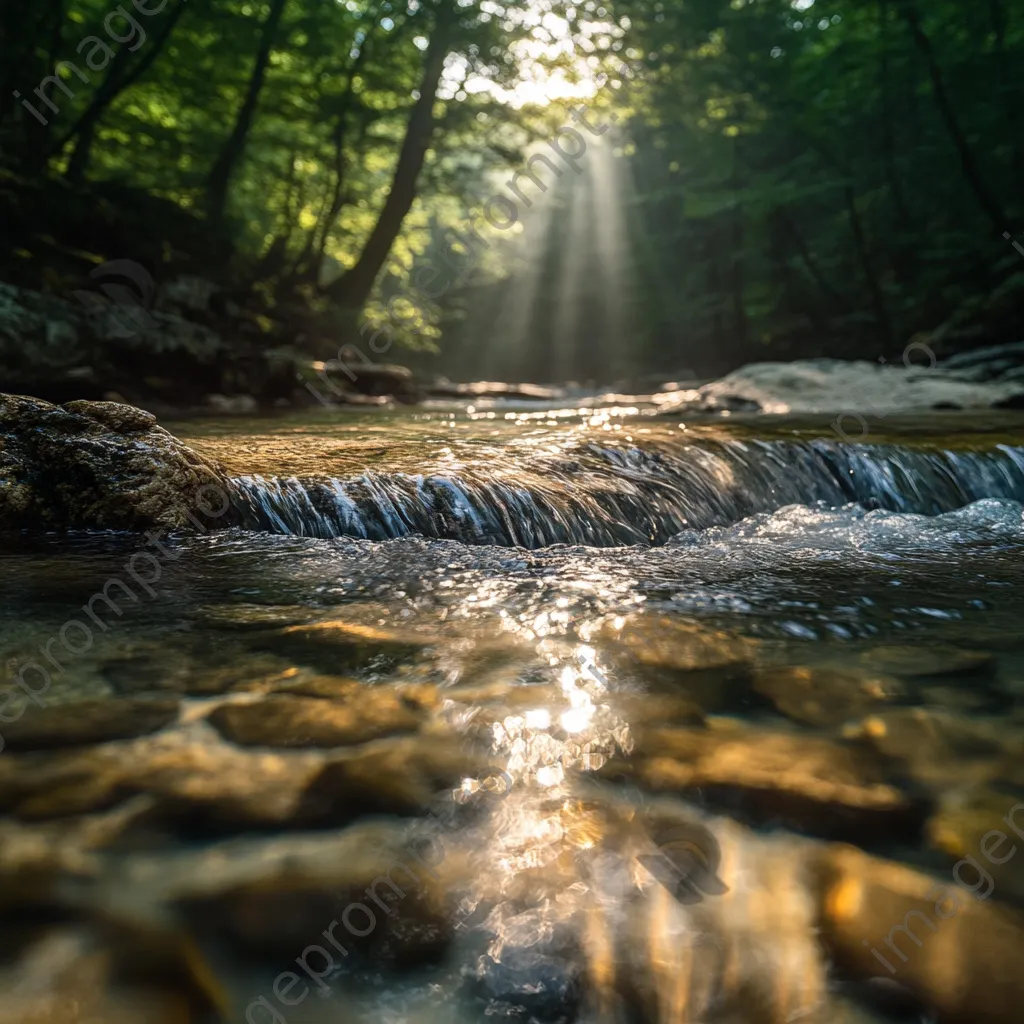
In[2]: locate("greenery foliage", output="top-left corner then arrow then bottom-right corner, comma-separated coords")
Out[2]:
1,0 -> 1022,388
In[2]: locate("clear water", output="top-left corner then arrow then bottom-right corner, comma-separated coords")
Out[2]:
2,404 -> 1024,1023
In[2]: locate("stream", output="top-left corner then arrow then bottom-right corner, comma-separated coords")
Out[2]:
2,401 -> 1024,1023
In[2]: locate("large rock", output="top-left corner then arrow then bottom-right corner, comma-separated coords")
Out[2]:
208,693 -> 422,749
0,393 -> 240,531
2,698 -> 180,751
610,721 -> 928,842
814,842 -> 1024,1023
652,358 -> 1024,415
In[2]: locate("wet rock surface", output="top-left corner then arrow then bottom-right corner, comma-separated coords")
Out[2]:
926,789 -> 1024,905
208,692 -> 422,748
255,617 -> 429,675
1,697 -> 180,750
3,410 -> 1024,1022
0,393 -> 239,530
752,664 -> 906,727
815,842 -> 1024,1023
653,358 -> 1024,414
615,722 -> 928,842
600,614 -> 758,712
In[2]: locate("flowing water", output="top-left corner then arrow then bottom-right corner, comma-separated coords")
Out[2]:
2,402 -> 1024,1023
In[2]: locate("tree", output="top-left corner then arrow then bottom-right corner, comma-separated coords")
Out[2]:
205,0 -> 290,223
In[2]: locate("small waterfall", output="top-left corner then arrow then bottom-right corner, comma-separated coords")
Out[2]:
225,439 -> 1024,548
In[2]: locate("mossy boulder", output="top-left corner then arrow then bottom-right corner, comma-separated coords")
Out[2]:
0,393 -> 240,531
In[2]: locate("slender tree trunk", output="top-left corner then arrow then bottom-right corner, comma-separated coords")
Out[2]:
205,0 -> 290,222
729,137 -> 746,355
900,0 -> 1009,231
314,29 -> 375,274
58,2 -> 188,181
10,0 -> 66,167
328,2 -> 455,309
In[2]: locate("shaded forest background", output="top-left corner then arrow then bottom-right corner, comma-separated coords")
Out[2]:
1,0 -> 1022,405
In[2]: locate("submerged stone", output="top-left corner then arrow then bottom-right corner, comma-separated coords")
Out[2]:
208,692 -> 423,748
2,698 -> 179,751
617,723 -> 927,842
859,645 -> 996,679
0,734 -> 324,827
259,618 -> 427,674
600,614 -> 757,712
0,921 -> 231,1024
814,842 -> 1024,1023
843,707 -> 1011,789
300,735 -> 488,820
926,789 -> 1024,905
92,821 -> 454,965
752,664 -> 904,727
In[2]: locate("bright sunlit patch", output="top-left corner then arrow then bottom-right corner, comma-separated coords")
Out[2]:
525,708 -> 552,730
536,763 -> 565,787
560,706 -> 593,733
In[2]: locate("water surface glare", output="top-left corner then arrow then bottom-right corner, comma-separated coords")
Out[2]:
2,407 -> 1024,1023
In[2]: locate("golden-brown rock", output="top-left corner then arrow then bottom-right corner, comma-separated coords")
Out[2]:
619,722 -> 926,841
753,664 -> 903,727
2,698 -> 180,751
0,393 -> 240,531
208,692 -> 422,748
814,842 -> 1024,1023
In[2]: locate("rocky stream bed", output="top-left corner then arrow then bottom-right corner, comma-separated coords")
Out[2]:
1,394 -> 1024,1022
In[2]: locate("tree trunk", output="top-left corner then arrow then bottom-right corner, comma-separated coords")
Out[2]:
59,2 -> 188,181
313,27 -> 376,275
8,0 -> 65,167
777,208 -> 847,311
0,0 -> 56,127
205,0 -> 290,222
328,2 -> 455,309
900,0 -> 1009,232
729,136 -> 747,355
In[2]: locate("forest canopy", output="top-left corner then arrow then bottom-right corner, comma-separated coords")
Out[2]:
1,0 -> 1022,392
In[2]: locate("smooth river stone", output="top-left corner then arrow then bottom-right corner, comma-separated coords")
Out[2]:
599,614 -> 758,712
926,788 -> 1024,905
752,664 -> 904,727
257,618 -> 426,674
0,923 -> 229,1024
208,692 -> 422,748
842,707 -> 1014,789
90,820 -> 454,964
612,722 -> 928,842
858,645 -> 996,679
815,842 -> 1024,1023
0,734 -> 324,826
1,698 -> 180,751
